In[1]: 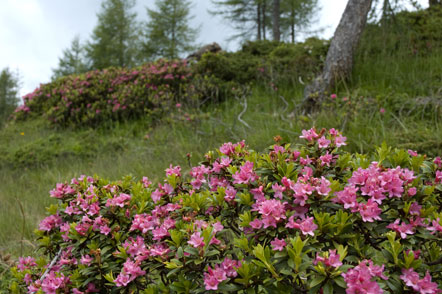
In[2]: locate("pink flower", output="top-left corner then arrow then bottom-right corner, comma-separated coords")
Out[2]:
318,136 -> 331,148
249,218 -> 263,229
316,177 -> 331,196
299,128 -> 319,142
80,255 -> 93,266
17,256 -> 37,271
400,268 -> 420,291
165,164 -> 181,177
232,161 -> 258,185
257,199 -> 287,228
408,187 -> 417,196
286,216 -> 317,236
335,134 -> 347,147
417,271 -> 442,294
333,186 -> 358,210
358,199 -> 382,222
188,232 -> 205,248
380,108 -> 385,113
427,218 -> 442,234
271,238 -> 287,251
272,183 -> 285,199
39,214 -> 62,231
319,152 -> 333,166
331,94 -> 337,99
314,250 -> 342,268
408,149 -> 418,157
386,219 -> 414,239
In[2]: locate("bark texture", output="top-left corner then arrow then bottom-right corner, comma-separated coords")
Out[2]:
273,0 -> 281,41
303,0 -> 373,112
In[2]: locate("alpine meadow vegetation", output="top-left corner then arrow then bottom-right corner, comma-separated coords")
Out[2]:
7,128 -> 442,293
0,3 -> 441,294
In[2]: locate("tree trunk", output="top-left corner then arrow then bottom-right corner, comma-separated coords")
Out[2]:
257,2 -> 262,40
273,0 -> 281,41
303,0 -> 373,112
263,2 -> 267,40
291,6 -> 295,43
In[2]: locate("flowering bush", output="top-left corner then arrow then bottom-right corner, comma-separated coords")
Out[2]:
13,59 -> 235,128
9,128 -> 442,293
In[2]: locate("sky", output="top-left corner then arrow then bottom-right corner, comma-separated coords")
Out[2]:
0,0 -> 428,97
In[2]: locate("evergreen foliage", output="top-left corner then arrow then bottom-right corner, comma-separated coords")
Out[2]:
86,0 -> 141,69
0,67 -> 20,125
52,36 -> 90,80
144,0 -> 199,60
211,0 -> 319,42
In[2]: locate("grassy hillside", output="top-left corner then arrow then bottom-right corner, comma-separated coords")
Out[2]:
0,7 -> 441,279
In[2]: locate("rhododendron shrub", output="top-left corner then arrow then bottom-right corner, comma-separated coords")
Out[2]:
13,59 -> 235,128
9,129 -> 442,293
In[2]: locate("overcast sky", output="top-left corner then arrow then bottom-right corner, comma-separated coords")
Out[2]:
0,0 -> 427,97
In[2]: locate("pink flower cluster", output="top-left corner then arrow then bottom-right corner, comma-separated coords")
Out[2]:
400,268 -> 441,294
232,161 -> 259,185
313,249 -> 342,268
333,162 -> 415,224
342,260 -> 388,294
49,183 -> 75,199
204,258 -> 241,290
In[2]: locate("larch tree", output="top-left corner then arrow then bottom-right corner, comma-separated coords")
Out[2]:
0,67 -> 20,124
210,0 -> 272,41
86,0 -> 141,69
280,0 -> 318,43
144,0 -> 199,60
52,36 -> 90,79
303,0 -> 373,112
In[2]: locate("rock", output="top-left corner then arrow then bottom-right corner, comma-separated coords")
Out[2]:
186,42 -> 222,60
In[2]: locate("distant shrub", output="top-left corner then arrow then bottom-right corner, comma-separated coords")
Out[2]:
13,59 -> 234,128
195,38 -> 329,87
8,128 -> 442,293
359,6 -> 442,58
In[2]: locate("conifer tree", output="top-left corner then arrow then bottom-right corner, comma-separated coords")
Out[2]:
144,0 -> 199,60
280,0 -> 318,43
0,67 -> 20,124
52,36 -> 90,79
87,0 -> 140,69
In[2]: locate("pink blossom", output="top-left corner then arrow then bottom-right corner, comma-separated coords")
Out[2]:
314,250 -> 342,268
358,199 -> 382,222
39,214 -> 62,231
80,255 -> 93,266
331,94 -> 337,99
400,268 -> 420,291
257,199 -> 287,228
249,218 -> 263,229
271,238 -> 287,251
224,186 -> 237,202
408,149 -> 418,157
318,136 -> 331,148
232,161 -> 259,185
333,186 -> 358,210
335,134 -> 347,147
316,177 -> 331,196
17,256 -> 37,271
272,183 -> 285,199
286,216 -> 317,236
319,152 -> 333,166
188,232 -> 205,248
427,218 -> 442,234
299,128 -> 319,142
165,164 -> 181,177
408,187 -> 417,196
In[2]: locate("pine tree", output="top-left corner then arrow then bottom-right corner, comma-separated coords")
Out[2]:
0,67 -> 20,124
144,0 -> 199,60
52,36 -> 90,79
87,0 -> 140,69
